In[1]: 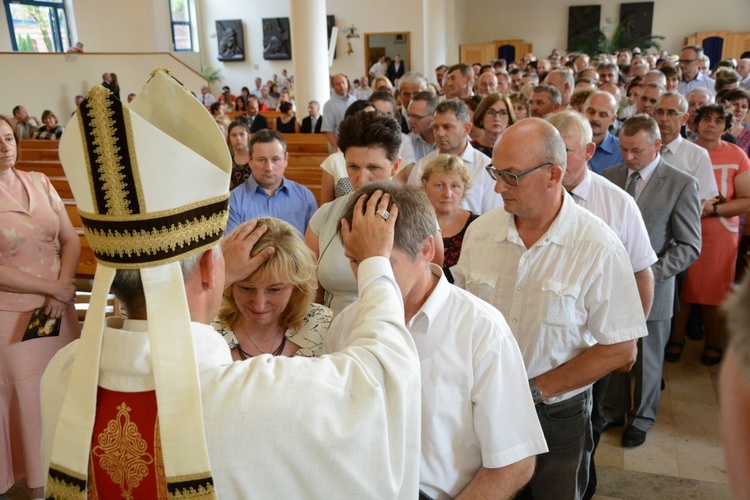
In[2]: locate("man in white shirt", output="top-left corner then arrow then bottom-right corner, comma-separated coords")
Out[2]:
455,118 -> 647,499
369,55 -> 388,80
738,58 -> 750,91
325,181 -> 548,500
321,73 -> 356,153
353,74 -> 373,100
655,92 -> 719,202
400,99 -> 503,214
199,85 -> 217,106
548,110 -> 657,498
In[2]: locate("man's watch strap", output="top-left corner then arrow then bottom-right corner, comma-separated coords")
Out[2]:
529,377 -> 544,405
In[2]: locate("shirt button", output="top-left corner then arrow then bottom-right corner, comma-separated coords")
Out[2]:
517,286 -> 522,291
544,237 -> 550,242
512,318 -> 518,324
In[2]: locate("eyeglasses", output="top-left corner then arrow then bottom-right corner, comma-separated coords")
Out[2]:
654,109 -> 684,118
678,58 -> 699,64
485,162 -> 553,186
407,111 -> 432,121
485,108 -> 509,118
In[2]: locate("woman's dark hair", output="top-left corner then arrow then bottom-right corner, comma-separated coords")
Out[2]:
337,111 -> 401,161
279,101 -> 294,114
695,103 -> 734,131
228,119 -> 250,136
235,96 -> 246,112
344,100 -> 375,119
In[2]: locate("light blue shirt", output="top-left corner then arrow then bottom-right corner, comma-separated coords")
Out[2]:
227,176 -> 318,236
589,132 -> 624,175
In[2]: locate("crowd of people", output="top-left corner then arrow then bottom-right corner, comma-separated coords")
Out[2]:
3,45 -> 750,499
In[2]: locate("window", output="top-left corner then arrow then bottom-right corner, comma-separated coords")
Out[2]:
4,0 -> 70,52
169,0 -> 192,51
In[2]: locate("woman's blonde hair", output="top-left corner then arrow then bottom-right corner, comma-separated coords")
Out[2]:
218,217 -> 317,330
372,75 -> 394,93
421,153 -> 472,192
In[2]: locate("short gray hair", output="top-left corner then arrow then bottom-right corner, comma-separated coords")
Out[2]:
621,114 -> 661,144
435,99 -> 471,126
533,84 -> 562,105
657,92 -> 688,113
398,71 -> 428,91
339,181 -> 436,260
546,109 -> 593,145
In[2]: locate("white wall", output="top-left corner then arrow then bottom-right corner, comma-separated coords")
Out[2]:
458,0 -> 750,58
0,53 -> 207,121
197,0 -> 425,94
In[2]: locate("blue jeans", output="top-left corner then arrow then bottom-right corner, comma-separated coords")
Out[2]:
517,388 -> 593,500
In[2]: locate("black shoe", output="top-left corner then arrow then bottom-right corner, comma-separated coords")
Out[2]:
598,418 -> 624,433
621,426 -> 647,447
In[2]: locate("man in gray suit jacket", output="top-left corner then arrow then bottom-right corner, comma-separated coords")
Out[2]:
601,114 -> 702,447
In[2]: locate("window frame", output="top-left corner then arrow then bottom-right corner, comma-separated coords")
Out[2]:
168,0 -> 193,52
4,0 -> 70,52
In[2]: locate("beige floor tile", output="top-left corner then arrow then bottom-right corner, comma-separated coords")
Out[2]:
623,422 -> 680,477
665,359 -> 717,406
671,400 -> 721,441
674,436 -> 727,483
596,429 -> 624,469
699,480 -> 732,499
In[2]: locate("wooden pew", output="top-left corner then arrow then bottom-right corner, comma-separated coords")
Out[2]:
15,160 -> 65,178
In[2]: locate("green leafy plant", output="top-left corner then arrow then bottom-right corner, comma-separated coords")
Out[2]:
569,21 -> 664,55
17,33 -> 34,52
201,66 -> 223,84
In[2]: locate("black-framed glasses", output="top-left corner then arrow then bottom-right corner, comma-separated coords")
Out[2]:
485,162 -> 553,186
407,111 -> 432,121
485,108 -> 509,118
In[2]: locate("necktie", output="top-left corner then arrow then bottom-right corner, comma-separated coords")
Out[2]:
660,145 -> 669,156
626,171 -> 641,199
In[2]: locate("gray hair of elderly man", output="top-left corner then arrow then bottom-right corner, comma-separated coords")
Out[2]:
110,244 -> 222,314
339,180 -> 437,260
398,71 -> 428,91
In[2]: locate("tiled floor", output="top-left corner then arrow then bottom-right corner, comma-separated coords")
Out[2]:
3,335 -> 731,500
593,337 -> 730,499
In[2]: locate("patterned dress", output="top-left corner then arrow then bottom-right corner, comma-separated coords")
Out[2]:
442,212 -> 479,284
0,169 -> 80,491
212,302 -> 332,358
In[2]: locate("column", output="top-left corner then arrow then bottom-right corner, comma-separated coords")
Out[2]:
289,0 -> 330,114
423,0 -> 447,85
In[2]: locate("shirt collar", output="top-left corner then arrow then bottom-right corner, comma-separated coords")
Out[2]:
569,169 -> 592,202
663,134 -> 683,153
245,174 -> 287,194
628,153 -> 660,184
598,131 -> 617,153
406,264 -> 449,335
494,189 -> 578,248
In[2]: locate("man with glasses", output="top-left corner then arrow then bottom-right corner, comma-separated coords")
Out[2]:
406,91 -> 438,162
402,100 -> 502,214
455,118 -> 647,499
677,45 -> 716,96
396,72 -> 428,133
655,92 -> 719,202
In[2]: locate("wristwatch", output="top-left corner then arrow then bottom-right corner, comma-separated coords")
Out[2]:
711,203 -> 719,217
529,377 -> 544,405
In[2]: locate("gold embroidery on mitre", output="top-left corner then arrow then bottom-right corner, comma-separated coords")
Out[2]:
167,472 -> 217,499
82,209 -> 227,262
46,463 -> 87,500
86,87 -> 133,216
150,67 -> 174,79
92,402 -> 154,500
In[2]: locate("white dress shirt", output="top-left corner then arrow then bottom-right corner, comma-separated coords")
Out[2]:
325,264 -> 547,499
455,193 -> 648,403
661,135 -> 719,200
570,170 -> 657,273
